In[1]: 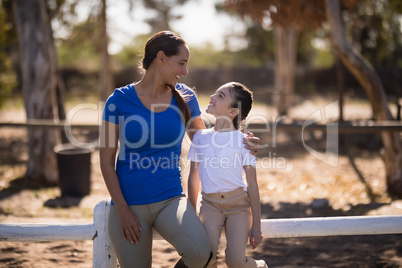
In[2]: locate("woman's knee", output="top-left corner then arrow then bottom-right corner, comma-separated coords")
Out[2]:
183,249 -> 212,268
177,236 -> 211,268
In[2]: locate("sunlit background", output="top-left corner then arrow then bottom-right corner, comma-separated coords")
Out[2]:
0,1 -> 402,266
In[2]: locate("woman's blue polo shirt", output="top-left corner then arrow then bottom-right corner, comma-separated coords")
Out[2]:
102,83 -> 201,205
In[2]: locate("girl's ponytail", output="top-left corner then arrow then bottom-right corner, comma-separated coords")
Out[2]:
228,82 -> 253,131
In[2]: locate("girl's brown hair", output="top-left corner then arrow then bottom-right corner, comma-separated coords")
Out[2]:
228,82 -> 253,130
142,31 -> 191,125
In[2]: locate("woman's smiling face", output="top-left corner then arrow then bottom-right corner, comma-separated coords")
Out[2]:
160,44 -> 189,87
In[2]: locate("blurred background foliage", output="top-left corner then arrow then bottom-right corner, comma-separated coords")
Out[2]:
0,0 -> 17,106
2,0 -> 402,192
0,0 -> 401,102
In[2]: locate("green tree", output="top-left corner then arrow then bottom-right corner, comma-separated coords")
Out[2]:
243,23 -> 275,66
56,15 -> 100,69
99,0 -> 114,101
343,0 -> 402,67
0,0 -> 18,105
128,0 -> 188,32
224,0 -> 326,116
326,0 -> 402,197
225,0 -> 402,197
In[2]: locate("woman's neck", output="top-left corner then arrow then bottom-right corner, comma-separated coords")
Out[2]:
213,117 -> 236,132
135,71 -> 170,98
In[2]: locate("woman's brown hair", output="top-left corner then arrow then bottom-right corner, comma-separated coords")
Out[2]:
142,31 -> 191,125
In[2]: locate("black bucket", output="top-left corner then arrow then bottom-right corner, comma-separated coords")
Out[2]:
54,143 -> 95,197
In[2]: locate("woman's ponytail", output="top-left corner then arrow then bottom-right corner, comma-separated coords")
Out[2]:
168,84 -> 191,126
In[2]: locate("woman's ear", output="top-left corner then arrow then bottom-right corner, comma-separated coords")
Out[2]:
157,51 -> 166,63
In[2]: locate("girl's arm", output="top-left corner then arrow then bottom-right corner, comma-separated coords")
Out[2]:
187,161 -> 200,211
244,165 -> 263,249
99,120 -> 141,245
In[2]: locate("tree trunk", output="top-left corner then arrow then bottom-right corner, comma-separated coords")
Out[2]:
99,0 -> 114,101
325,0 -> 402,197
274,26 -> 297,116
13,0 -> 61,185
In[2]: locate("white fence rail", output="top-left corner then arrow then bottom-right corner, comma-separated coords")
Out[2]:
1,200 -> 402,268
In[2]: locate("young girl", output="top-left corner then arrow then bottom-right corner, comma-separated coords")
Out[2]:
187,82 -> 268,268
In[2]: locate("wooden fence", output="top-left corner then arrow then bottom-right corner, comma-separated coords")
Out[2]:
1,200 -> 402,267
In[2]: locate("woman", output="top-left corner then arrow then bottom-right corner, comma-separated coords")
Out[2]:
100,31 -> 260,268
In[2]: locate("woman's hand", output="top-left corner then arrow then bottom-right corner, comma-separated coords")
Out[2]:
243,132 -> 261,156
249,226 -> 263,249
117,206 -> 142,244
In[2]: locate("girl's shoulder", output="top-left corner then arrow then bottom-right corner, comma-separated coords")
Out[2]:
193,128 -> 213,140
200,128 -> 214,135
238,130 -> 247,138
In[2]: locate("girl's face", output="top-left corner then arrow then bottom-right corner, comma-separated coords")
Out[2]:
206,85 -> 236,117
160,44 -> 189,87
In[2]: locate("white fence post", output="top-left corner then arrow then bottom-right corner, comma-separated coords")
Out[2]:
93,200 -> 117,268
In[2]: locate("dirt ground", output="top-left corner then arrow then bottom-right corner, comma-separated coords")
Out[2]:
0,98 -> 402,267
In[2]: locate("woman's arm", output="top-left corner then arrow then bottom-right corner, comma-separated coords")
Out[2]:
187,116 -> 206,141
187,161 -> 200,211
243,132 -> 261,156
99,119 -> 141,244
187,115 -> 261,155
244,165 -> 263,249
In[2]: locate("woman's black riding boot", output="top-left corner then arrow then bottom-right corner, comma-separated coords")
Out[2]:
174,252 -> 213,268
173,258 -> 188,268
